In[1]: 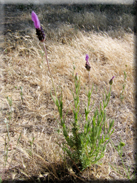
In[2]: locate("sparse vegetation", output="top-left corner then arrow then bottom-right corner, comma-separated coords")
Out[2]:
0,4 -> 136,182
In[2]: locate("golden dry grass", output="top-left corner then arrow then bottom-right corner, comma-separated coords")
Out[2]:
0,4 -> 136,182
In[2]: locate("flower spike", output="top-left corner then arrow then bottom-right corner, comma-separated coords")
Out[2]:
31,11 -> 45,42
109,76 -> 115,85
85,54 -> 91,71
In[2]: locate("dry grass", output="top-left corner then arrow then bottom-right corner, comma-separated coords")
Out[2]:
0,4 -> 136,182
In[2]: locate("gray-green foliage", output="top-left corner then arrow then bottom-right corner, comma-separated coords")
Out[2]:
52,72 -> 114,171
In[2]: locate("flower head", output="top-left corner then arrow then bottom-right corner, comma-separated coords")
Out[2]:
109,76 -> 115,85
85,54 -> 91,71
31,11 -> 45,42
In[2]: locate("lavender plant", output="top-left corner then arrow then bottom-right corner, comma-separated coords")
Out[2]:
31,12 -> 115,171
52,60 -> 115,171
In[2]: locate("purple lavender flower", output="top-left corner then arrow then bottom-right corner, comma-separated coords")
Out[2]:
109,76 -> 115,85
85,54 -> 91,71
31,11 -> 45,42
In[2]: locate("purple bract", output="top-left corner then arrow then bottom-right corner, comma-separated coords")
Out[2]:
31,11 -> 41,29
85,54 -> 89,62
